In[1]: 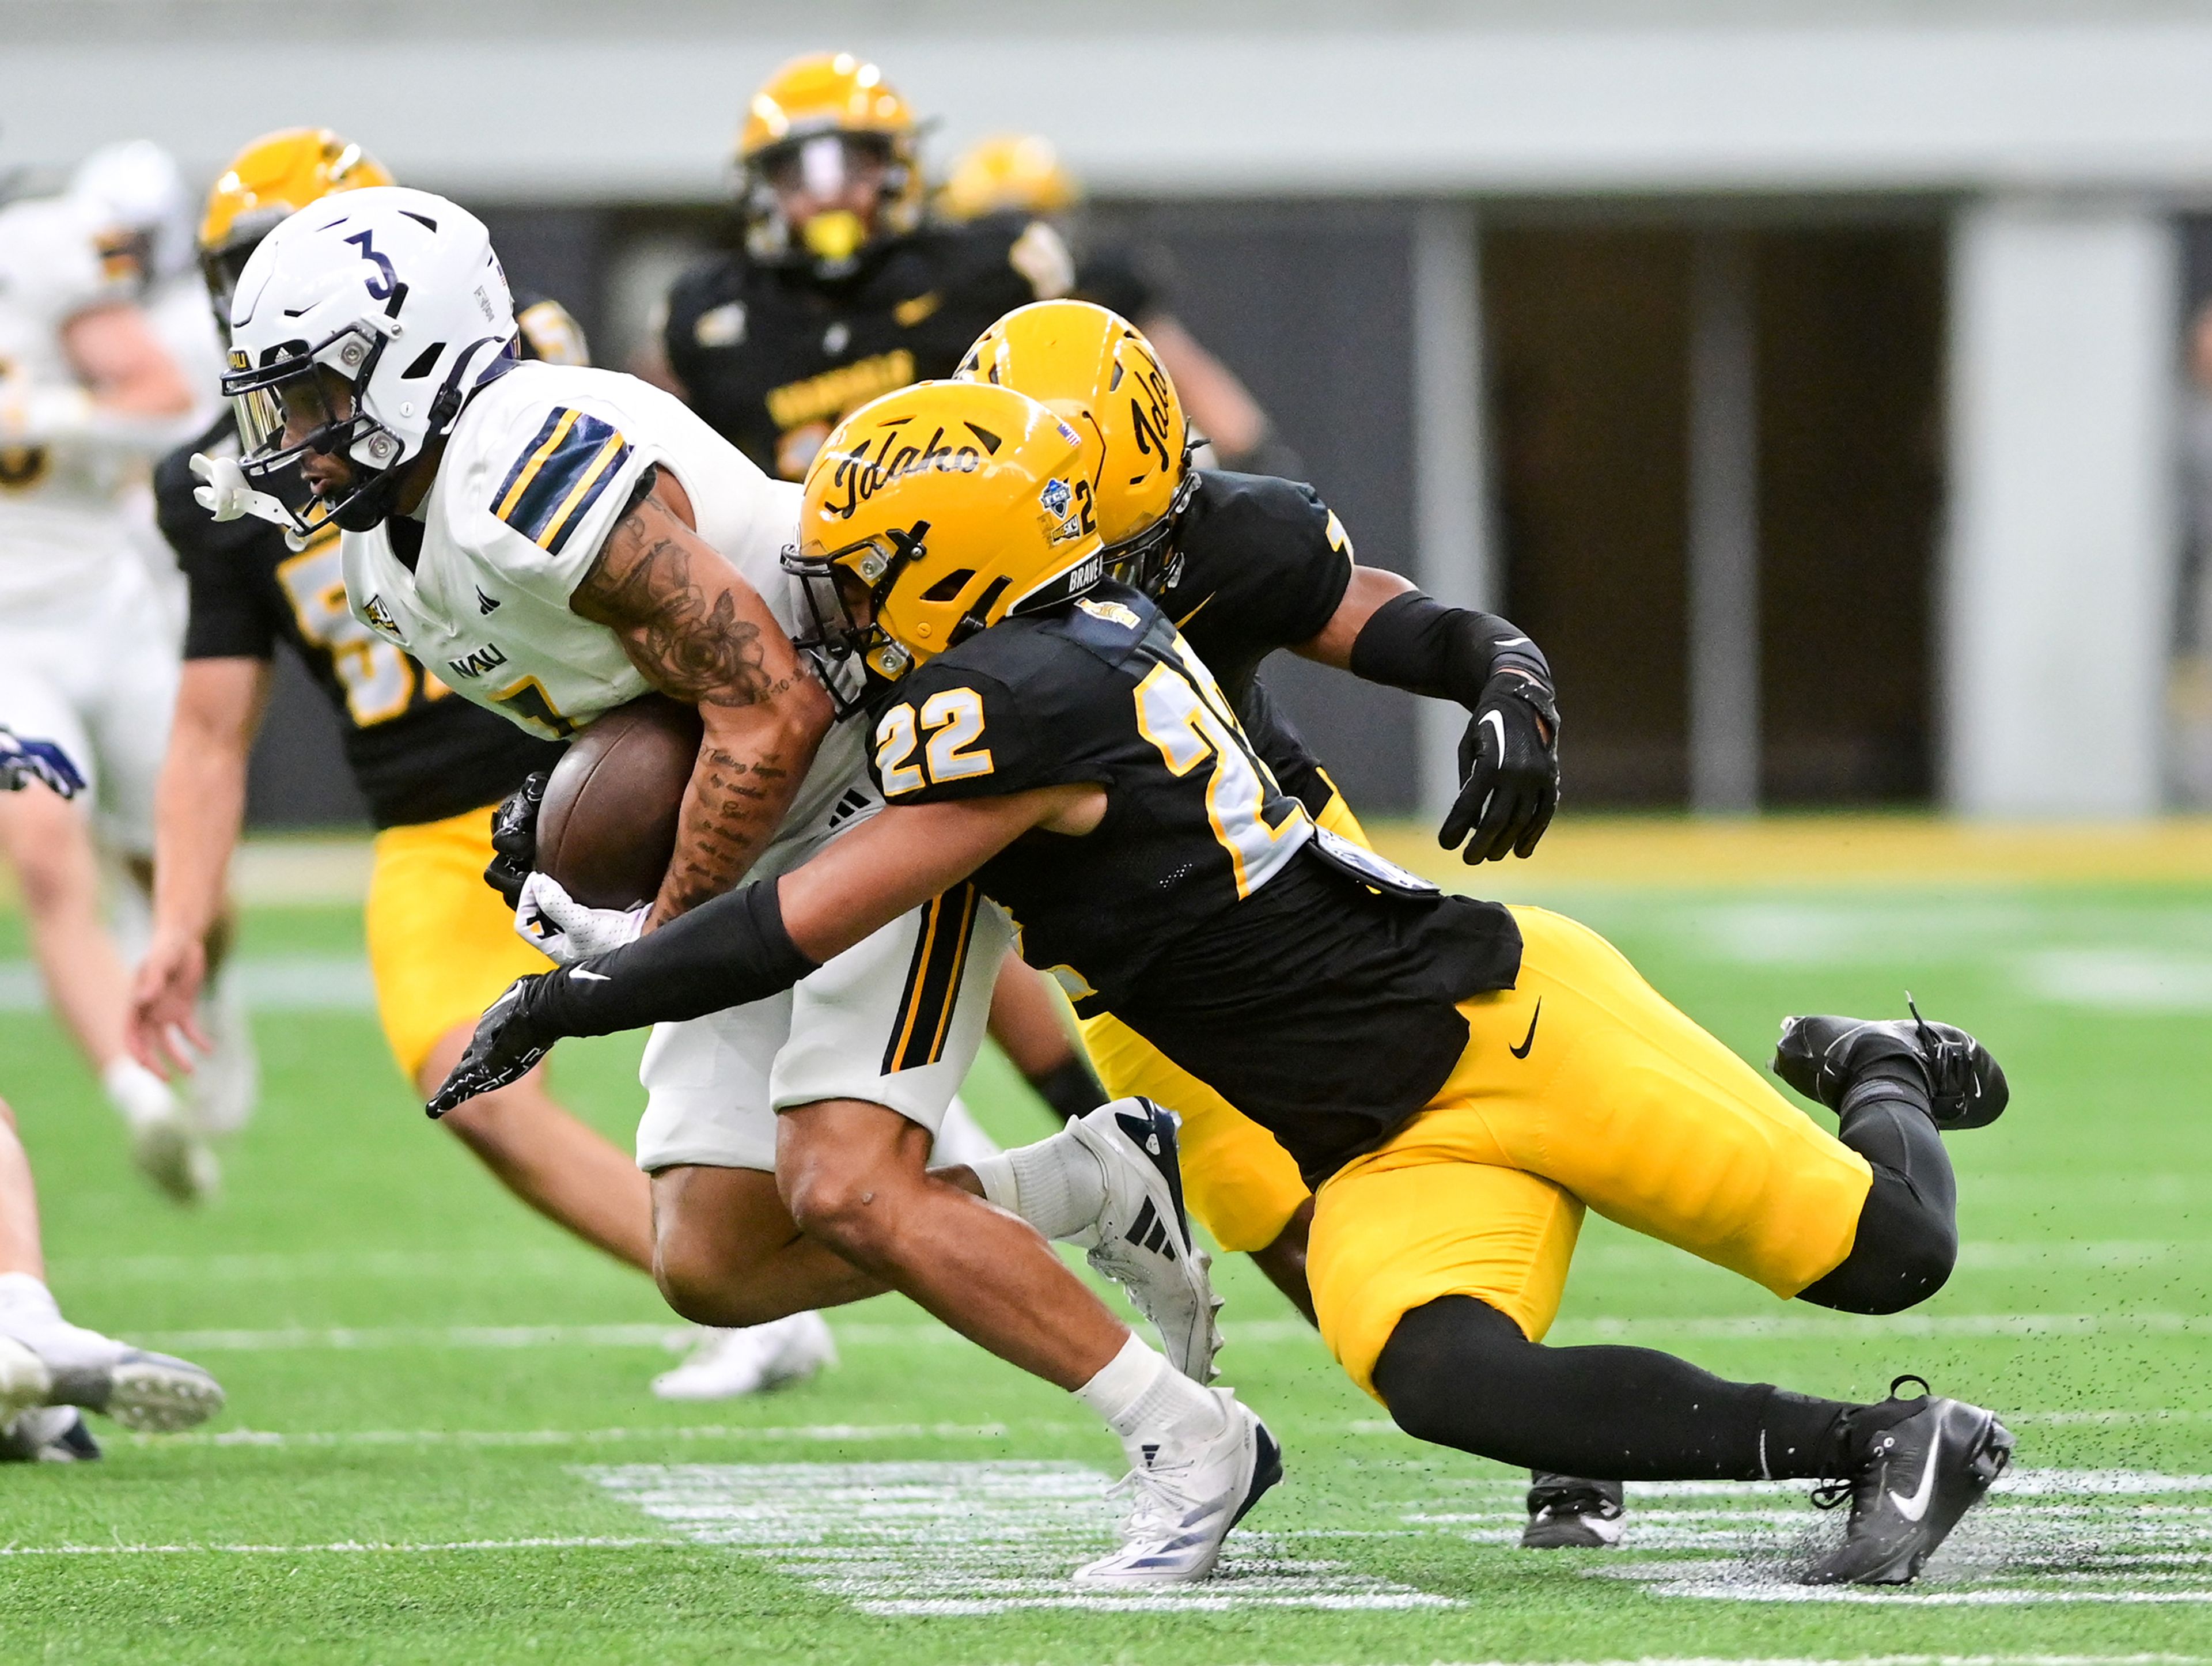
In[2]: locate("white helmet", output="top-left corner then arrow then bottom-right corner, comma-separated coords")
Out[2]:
70,140 -> 194,285
222,185 -> 516,537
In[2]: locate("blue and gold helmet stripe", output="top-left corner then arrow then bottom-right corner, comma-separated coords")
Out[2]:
493,408 -> 633,554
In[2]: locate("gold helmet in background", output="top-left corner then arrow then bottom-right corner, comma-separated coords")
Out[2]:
958,300 -> 1195,594
198,127 -> 393,323
737,52 -> 923,274
938,133 -> 1079,223
789,380 -> 1104,687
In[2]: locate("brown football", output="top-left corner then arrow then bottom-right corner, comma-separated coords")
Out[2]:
535,694 -> 703,910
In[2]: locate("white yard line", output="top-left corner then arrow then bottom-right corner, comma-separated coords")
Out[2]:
132,1421 -> 1036,1449
0,1536 -> 672,1556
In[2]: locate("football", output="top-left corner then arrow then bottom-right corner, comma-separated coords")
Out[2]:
534,693 -> 702,910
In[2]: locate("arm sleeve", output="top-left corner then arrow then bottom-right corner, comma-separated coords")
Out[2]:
528,879 -> 818,1039
1347,591 -> 1554,711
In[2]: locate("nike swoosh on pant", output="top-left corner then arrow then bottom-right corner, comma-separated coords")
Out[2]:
1889,1437 -> 1942,1521
1510,999 -> 1543,1060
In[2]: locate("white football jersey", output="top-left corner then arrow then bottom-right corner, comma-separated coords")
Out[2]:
0,195 -> 142,607
342,360 -> 873,877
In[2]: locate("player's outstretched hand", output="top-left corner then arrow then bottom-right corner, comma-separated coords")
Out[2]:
483,772 -> 548,907
1438,672 -> 1560,864
513,871 -> 648,965
426,976 -> 555,1119
0,728 -> 85,798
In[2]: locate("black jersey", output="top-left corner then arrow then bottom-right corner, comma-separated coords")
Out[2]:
869,583 -> 1521,1182
1156,470 -> 1356,816
157,295 -> 586,830
664,212 -> 1070,482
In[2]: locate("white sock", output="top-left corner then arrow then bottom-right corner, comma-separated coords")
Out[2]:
1073,1332 -> 1225,1446
969,1126 -> 1108,1243
0,1271 -> 59,1323
101,1058 -> 177,1129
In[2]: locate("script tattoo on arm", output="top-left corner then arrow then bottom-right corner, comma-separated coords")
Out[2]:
573,488 -> 834,923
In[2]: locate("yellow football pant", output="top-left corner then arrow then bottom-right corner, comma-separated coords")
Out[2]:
1076,788 -> 1369,1253
1309,905 -> 1874,1399
365,804 -> 554,1080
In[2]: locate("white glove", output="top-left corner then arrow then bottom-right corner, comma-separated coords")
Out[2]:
189,450 -> 293,531
513,871 -> 648,966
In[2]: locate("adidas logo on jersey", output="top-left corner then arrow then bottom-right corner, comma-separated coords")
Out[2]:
826,787 -> 873,830
476,587 -> 501,615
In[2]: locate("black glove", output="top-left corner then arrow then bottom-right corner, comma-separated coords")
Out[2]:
1438,672 -> 1560,864
426,975 -> 555,1118
483,771 -> 548,908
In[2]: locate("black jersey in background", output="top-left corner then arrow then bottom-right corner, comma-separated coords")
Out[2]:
154,297 -> 585,830
663,211 -> 1071,481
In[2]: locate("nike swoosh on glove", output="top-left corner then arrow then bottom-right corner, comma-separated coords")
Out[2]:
1438,671 -> 1561,864
0,728 -> 85,799
189,452 -> 292,529
514,871 -> 648,966
483,772 -> 548,908
426,976 -> 554,1118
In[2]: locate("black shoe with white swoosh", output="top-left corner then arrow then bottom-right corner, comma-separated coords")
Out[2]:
1774,1001 -> 2008,1131
1802,1374 -> 2014,1585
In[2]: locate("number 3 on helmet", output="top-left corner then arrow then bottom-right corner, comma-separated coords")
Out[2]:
786,380 -> 1106,708
220,185 -> 517,541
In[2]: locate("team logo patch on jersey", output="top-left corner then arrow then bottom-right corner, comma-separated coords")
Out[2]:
1075,596 -> 1142,630
360,594 -> 402,639
492,408 -> 633,556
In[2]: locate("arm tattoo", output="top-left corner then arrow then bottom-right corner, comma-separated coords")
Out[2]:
573,506 -> 793,709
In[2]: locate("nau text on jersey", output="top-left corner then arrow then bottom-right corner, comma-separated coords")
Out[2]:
446,643 -> 510,680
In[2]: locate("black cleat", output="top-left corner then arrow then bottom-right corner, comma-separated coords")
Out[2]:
0,1405 -> 101,1463
1802,1375 -> 2013,1585
1774,999 -> 2008,1130
1521,1472 -> 1626,1548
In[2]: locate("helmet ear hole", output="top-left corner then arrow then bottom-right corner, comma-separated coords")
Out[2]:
922,567 -> 975,601
399,343 -> 444,378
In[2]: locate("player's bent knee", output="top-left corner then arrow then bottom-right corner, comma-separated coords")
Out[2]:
0,806 -> 94,915
1372,1294 -> 1529,1447
1797,1169 -> 1957,1315
651,1199 -> 805,1327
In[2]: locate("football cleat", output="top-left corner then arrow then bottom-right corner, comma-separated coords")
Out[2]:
128,1098 -> 220,1204
1067,1099 -> 1224,1383
652,1313 -> 838,1402
1802,1375 -> 2014,1585
0,1322 -> 225,1434
186,974 -> 259,1137
1774,999 -> 2008,1131
1074,1389 -> 1281,1587
0,1406 -> 101,1463
1521,1472 -> 1626,1548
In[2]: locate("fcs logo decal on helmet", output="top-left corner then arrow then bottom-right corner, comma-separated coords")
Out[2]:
215,186 -> 517,543
956,299 -> 1197,595
785,381 -> 1104,709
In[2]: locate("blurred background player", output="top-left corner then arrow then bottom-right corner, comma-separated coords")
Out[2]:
0,162 -> 240,1203
646,51 -> 1118,1127
939,132 -> 1301,479
126,128 -> 822,1403
0,726 -> 225,1461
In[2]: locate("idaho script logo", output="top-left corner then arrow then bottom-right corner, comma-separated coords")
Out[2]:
821,421 -> 998,520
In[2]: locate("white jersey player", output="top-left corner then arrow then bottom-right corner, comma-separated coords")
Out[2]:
0,189 -> 238,1201
197,188 -> 1264,1585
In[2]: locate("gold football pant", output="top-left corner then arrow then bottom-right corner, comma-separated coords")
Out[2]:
1075,786 -> 1367,1254
1309,906 -> 1874,1399
365,804 -> 555,1080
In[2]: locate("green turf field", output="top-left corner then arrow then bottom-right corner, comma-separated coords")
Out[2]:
2,865 -> 2209,1663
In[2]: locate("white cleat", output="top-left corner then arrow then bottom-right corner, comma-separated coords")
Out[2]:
0,1405 -> 101,1462
652,1312 -> 838,1402
0,1316 -> 222,1433
1075,1389 -> 1282,1587
128,1100 -> 219,1205
1068,1099 -> 1224,1383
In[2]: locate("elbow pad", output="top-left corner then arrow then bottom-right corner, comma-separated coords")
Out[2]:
529,879 -> 820,1040
1349,590 -> 1552,710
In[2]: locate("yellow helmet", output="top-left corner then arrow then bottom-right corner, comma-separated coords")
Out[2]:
789,381 -> 1105,688
938,133 -> 1079,222
737,52 -> 923,274
198,128 -> 392,322
957,300 -> 1195,593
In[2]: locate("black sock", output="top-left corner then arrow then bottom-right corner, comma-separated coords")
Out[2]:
1374,1296 -> 1854,1481
1798,1063 -> 1959,1314
1029,1055 -> 1108,1122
